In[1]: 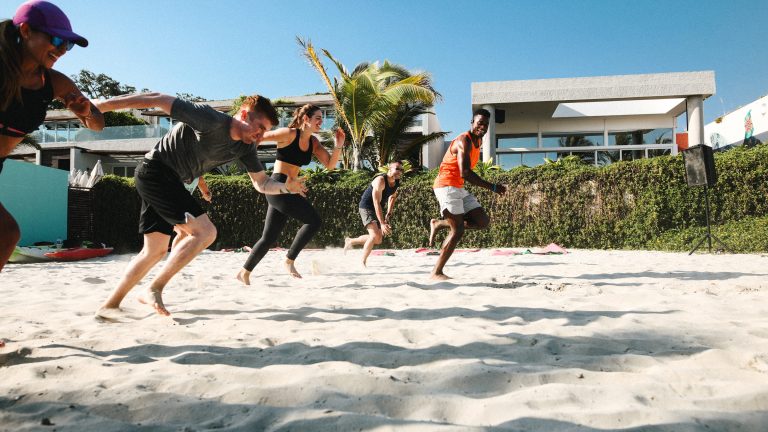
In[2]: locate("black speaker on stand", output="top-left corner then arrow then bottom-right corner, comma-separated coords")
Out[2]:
682,144 -> 731,255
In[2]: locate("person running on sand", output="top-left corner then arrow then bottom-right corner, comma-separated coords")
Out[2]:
94,93 -> 306,317
429,109 -> 506,280
1,0 -> 105,345
237,104 -> 346,284
344,160 -> 403,266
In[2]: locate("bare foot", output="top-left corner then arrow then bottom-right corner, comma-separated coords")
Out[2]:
430,272 -> 451,281
237,268 -> 251,286
343,237 -> 352,254
286,260 -> 302,278
94,306 -> 122,320
362,257 -> 367,268
0,339 -> 5,348
138,289 -> 171,316
429,219 -> 440,247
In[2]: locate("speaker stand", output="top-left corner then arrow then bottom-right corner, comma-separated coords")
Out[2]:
688,184 -> 732,255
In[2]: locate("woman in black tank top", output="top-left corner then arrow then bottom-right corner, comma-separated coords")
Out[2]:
238,104 -> 346,284
1,2 -> 105,276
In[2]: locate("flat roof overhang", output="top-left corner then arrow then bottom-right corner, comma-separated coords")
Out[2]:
472,71 -> 715,106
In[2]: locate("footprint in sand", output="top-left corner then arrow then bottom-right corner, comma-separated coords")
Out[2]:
83,277 -> 105,284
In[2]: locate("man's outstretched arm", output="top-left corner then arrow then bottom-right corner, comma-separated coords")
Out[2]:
93,92 -> 176,115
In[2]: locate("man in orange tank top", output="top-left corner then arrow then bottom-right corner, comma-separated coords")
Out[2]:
429,109 -> 506,280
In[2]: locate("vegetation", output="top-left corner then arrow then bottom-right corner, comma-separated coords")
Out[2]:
89,144 -> 768,253
298,38 -> 442,170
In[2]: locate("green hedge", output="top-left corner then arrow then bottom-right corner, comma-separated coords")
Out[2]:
91,144 -> 768,253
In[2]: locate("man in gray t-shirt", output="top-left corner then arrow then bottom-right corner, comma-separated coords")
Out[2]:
93,93 -> 306,317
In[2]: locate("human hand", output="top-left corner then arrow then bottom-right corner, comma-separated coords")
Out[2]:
201,191 -> 212,202
287,176 -> 308,196
334,128 -> 346,147
381,223 -> 392,236
64,92 -> 92,118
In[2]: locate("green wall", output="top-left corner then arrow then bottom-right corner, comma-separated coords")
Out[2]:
0,159 -> 68,246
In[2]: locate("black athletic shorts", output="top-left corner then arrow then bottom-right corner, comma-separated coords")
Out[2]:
134,158 -> 205,235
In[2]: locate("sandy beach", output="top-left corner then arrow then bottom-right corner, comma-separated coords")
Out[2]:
1,247 -> 768,431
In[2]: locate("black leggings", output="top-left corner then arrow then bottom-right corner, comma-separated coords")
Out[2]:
242,173 -> 322,271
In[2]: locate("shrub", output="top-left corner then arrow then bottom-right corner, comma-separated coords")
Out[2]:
89,144 -> 768,253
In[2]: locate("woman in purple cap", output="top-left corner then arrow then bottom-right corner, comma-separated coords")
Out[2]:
0,1 -> 104,345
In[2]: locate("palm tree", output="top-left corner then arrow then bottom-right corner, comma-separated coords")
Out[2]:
298,38 -> 441,170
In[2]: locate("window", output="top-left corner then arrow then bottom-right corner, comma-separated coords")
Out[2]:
498,151 -> 558,169
497,134 -> 537,150
542,132 -> 603,147
112,166 -> 136,177
609,128 -> 673,145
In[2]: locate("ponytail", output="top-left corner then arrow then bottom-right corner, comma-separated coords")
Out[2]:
0,20 -> 23,111
288,104 -> 321,129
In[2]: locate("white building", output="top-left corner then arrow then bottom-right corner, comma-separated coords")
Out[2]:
705,94 -> 767,150
470,71 -> 716,168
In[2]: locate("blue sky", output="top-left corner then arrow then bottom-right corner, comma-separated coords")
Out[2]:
6,0 -> 768,135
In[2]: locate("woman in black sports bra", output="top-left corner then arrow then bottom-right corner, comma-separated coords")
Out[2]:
238,104 -> 345,284
1,1 -> 105,280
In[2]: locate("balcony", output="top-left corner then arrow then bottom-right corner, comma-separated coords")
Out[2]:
30,125 -> 170,144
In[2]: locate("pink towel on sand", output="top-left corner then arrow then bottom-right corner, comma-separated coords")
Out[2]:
415,248 -> 480,254
492,243 -> 568,256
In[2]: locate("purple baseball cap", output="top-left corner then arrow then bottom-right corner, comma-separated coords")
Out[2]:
12,0 -> 88,47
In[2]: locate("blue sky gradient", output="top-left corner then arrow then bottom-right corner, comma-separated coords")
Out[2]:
5,0 -> 767,135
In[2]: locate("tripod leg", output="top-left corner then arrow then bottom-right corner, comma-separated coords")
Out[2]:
689,234 -> 708,255
710,233 -> 733,254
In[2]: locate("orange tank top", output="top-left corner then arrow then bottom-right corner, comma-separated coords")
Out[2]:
433,131 -> 482,188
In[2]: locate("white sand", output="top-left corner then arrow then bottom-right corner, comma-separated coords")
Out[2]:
1,248 -> 768,431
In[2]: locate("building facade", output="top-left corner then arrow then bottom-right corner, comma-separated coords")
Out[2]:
471,71 -> 716,169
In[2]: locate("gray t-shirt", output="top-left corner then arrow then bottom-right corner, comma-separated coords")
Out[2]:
146,99 -> 264,182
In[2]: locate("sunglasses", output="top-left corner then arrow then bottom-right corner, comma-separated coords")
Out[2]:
35,29 -> 75,51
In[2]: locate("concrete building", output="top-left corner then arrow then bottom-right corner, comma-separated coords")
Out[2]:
471,71 -> 716,168
705,93 -> 767,150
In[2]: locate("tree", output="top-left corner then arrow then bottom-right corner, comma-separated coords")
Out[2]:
48,70 -> 149,126
369,62 -> 446,167
298,38 -> 441,170
71,69 -> 136,100
176,92 -> 208,102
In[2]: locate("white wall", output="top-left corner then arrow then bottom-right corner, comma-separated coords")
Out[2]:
705,94 -> 768,149
421,112 -> 447,169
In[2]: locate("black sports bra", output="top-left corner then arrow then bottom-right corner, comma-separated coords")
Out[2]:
0,69 -> 54,138
276,128 -> 313,166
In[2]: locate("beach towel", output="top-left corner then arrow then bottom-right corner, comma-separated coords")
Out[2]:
415,247 -> 481,254
370,250 -> 397,256
492,243 -> 568,256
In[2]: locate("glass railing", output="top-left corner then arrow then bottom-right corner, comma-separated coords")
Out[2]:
30,125 -> 170,143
